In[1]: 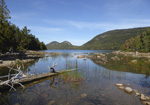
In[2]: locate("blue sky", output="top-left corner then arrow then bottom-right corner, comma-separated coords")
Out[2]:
6,0 -> 150,46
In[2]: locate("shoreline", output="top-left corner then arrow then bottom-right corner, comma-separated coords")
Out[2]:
0,50 -> 50,68
113,50 -> 150,58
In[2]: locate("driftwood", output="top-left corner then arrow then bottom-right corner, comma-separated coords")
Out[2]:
0,63 -> 76,91
48,62 -> 58,72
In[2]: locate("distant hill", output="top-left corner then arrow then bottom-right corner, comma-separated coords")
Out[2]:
46,41 -> 79,49
82,27 -> 149,50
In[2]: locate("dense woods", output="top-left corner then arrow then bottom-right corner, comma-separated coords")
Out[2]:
0,0 -> 47,52
46,27 -> 149,50
121,28 -> 150,52
82,27 -> 148,50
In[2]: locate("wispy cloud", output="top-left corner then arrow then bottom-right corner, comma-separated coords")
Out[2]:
28,26 -> 64,33
42,18 -> 150,32
67,19 -> 150,31
11,12 -> 37,21
30,0 -> 48,11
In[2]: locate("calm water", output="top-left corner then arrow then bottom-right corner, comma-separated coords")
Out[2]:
0,50 -> 150,105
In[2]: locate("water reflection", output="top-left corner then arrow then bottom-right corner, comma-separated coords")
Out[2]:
91,53 -> 150,76
49,76 -> 58,89
1,50 -> 150,105
0,59 -> 39,77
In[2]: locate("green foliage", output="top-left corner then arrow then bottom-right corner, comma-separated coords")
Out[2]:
0,0 -> 11,23
46,41 -> 80,49
0,0 -> 47,52
121,28 -> 150,52
92,54 -> 150,76
82,27 -> 148,50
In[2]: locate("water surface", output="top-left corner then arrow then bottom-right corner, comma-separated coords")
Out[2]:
0,50 -> 150,105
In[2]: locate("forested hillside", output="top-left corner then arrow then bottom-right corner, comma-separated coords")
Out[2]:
46,41 -> 79,49
82,27 -> 149,50
121,28 -> 150,52
0,0 -> 47,52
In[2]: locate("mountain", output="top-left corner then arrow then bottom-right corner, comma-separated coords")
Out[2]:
46,41 -> 79,49
82,27 -> 149,50
46,41 -> 59,48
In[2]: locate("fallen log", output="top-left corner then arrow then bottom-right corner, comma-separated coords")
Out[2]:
0,68 -> 76,89
17,68 -> 76,83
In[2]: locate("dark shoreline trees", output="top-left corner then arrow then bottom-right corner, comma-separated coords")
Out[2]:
121,28 -> 150,52
0,0 -> 47,52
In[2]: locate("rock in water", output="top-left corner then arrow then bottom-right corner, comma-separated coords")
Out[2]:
77,55 -> 85,58
135,92 -> 140,97
124,87 -> 133,93
80,94 -> 87,98
115,83 -> 123,87
143,101 -> 150,105
119,86 -> 124,90
140,94 -> 146,101
146,96 -> 150,100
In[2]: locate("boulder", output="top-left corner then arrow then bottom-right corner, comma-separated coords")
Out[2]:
124,87 -> 133,93
146,96 -> 150,100
119,86 -> 124,90
133,89 -> 138,93
143,101 -> 150,105
77,55 -> 85,58
111,56 -> 120,61
140,94 -> 147,101
135,93 -> 140,97
115,83 -> 123,87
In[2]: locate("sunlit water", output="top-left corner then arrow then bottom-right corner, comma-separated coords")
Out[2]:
0,50 -> 150,105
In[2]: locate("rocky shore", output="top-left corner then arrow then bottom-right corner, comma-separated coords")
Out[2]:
113,50 -> 150,58
0,50 -> 50,67
115,83 -> 150,105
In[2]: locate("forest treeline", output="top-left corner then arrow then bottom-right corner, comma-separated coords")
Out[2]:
0,0 -> 47,52
121,28 -> 150,52
82,27 -> 148,50
46,27 -> 149,50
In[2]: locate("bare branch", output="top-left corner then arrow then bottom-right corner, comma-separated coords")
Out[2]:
49,62 -> 58,72
8,64 -> 15,80
50,62 -> 58,68
0,64 -> 25,91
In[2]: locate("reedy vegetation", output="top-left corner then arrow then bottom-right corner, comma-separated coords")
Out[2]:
0,0 -> 47,52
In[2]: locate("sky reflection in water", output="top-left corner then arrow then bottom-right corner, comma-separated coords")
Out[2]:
0,50 -> 150,105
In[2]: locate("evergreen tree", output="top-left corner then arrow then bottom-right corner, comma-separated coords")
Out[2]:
0,0 -> 47,52
0,0 -> 10,23
121,28 -> 150,52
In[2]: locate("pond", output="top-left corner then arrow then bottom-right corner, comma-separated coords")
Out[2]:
0,50 -> 150,105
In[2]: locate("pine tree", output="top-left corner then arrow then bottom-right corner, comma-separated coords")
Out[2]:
0,0 -> 11,23
0,0 -> 11,52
